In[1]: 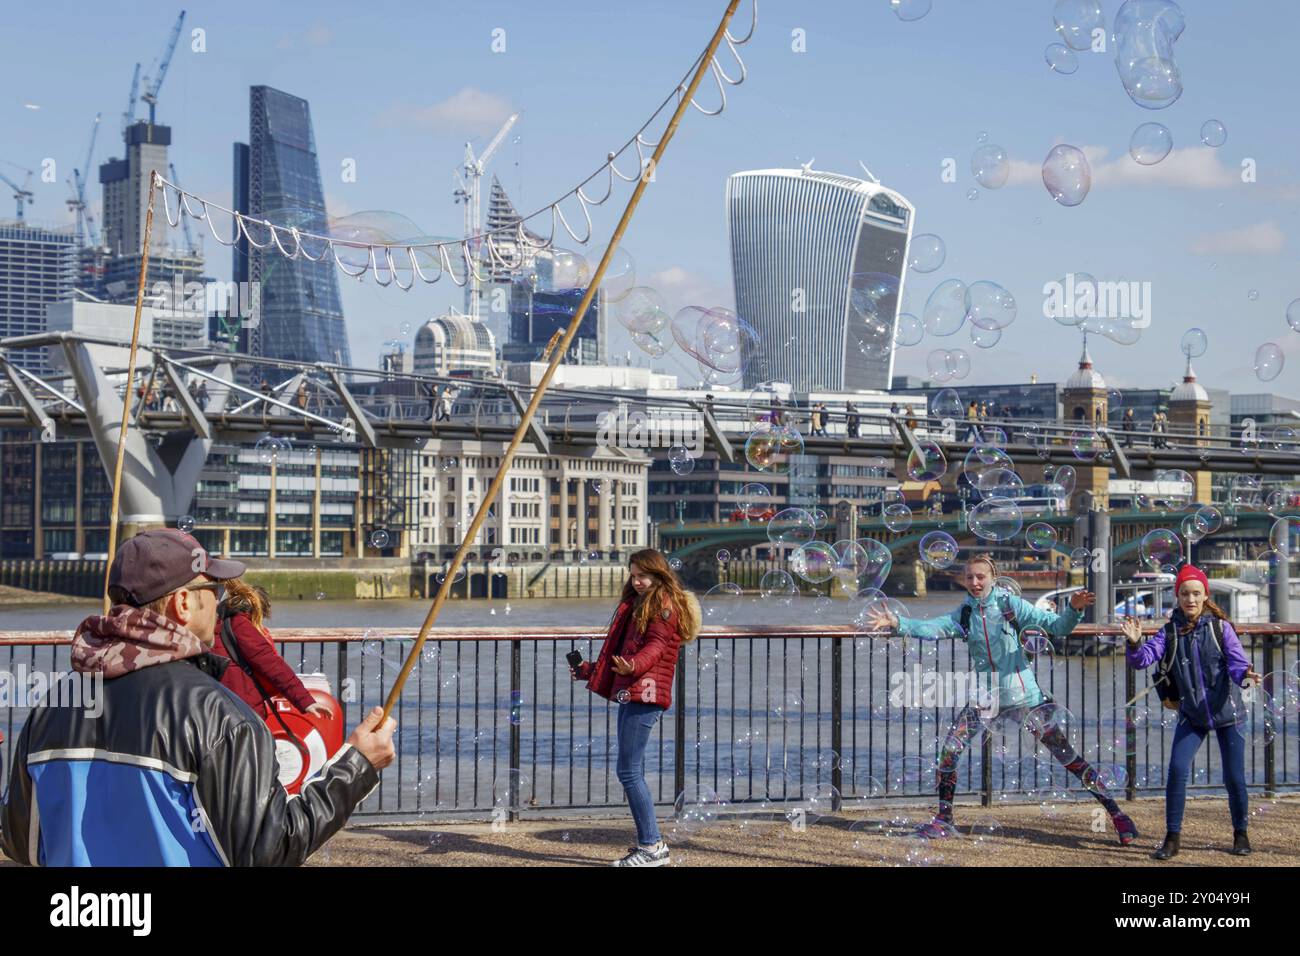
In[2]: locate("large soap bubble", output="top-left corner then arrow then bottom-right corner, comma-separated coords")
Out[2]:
965,281 -> 1017,330
599,246 -> 637,302
1200,119 -> 1227,148
971,144 -> 1010,189
1139,529 -> 1182,571
894,312 -> 924,346
1254,343 -> 1284,382
1113,0 -> 1186,110
908,234 -> 946,274
767,508 -> 818,547
790,542 -> 836,583
745,422 -> 804,473
1130,122 -> 1173,165
855,537 -> 893,591
1045,43 -> 1079,74
1042,145 -> 1092,206
919,531 -> 959,569
907,439 -> 948,481
617,287 -> 669,333
932,388 -> 964,420
923,279 -> 969,336
1180,327 -> 1208,357
969,497 -> 1024,541
1054,0 -> 1105,50
890,0 -> 931,21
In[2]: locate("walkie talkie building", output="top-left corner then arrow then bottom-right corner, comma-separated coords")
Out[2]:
726,168 -> 914,391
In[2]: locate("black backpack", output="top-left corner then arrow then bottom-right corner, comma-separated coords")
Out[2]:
1153,616 -> 1224,706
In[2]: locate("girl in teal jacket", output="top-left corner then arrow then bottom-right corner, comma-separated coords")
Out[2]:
868,553 -> 1138,844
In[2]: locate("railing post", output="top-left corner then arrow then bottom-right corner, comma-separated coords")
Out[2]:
1125,654 -> 1137,802
336,639 -> 349,730
674,646 -> 686,805
1262,634 -> 1276,797
509,638 -> 522,822
830,634 -> 843,810
981,733 -> 992,807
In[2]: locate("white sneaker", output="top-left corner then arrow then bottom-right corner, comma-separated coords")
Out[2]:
612,842 -> 670,867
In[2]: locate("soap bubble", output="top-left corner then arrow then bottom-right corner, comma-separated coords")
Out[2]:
1050,464 -> 1078,498
894,312 -> 924,346
1179,513 -> 1207,544
963,443 -> 1014,486
1020,625 -> 1054,656
790,542 -> 837,583
1055,0 -> 1105,49
1070,546 -> 1092,568
1042,145 -> 1091,206
967,188 -> 979,201
1045,43 -> 1079,74
1230,475 -> 1262,510
599,246 -> 636,302
1179,327 -> 1207,358
1253,343 -> 1284,382
255,434 -> 290,465
745,422 -> 804,473
883,503 -> 913,533
631,328 -> 670,358
702,583 -> 743,623
890,0 -> 931,21
931,388 -> 963,421
550,249 -> 591,289
1287,298 -> 1300,333
908,234 -> 946,273
618,290 -> 671,335
971,144 -> 1010,189
1129,122 -> 1173,165
177,515 -> 196,533
1195,506 -> 1224,535
369,528 -> 391,549
919,531 -> 959,569
923,279 -> 968,336
1248,289 -> 1260,302
948,348 -> 972,380
768,508 -> 818,547
812,508 -> 830,531
906,440 -> 947,482
976,467 -> 1024,500
1270,516 -> 1300,554
715,549 -> 731,565
855,537 -> 894,591
738,482 -> 772,518
1026,523 -> 1058,552
760,569 -> 798,603
926,349 -> 955,384
1199,119 -> 1227,148
969,497 -> 1024,541
669,445 -> 695,475
971,323 -> 1002,349
1139,529 -> 1181,571
1113,0 -> 1185,110
965,281 -> 1017,330
1071,429 -> 1101,462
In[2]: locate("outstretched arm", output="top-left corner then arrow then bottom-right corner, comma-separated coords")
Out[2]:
1008,593 -> 1085,638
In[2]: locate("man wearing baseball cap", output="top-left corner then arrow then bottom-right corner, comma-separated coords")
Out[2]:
1,529 -> 395,866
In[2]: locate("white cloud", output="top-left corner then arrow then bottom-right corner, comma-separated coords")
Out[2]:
386,88 -> 515,136
645,266 -> 733,313
277,24 -> 332,50
1005,144 -> 1240,190
1188,221 -> 1286,256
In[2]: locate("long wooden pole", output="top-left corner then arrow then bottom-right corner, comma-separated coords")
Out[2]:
379,1 -> 742,721
102,169 -> 159,613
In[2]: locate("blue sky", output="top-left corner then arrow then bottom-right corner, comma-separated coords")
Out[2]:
3,0 -> 1297,396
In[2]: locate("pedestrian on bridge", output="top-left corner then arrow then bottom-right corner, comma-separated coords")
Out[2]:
866,552 -> 1139,846
570,548 -> 700,867
1123,564 -> 1260,860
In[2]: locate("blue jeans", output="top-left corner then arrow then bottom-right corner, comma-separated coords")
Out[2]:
1166,718 -> 1249,833
616,701 -> 663,845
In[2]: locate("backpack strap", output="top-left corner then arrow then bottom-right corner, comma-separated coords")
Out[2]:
998,594 -> 1019,630
220,613 -> 309,758
959,602 -> 972,636
1156,620 -> 1178,684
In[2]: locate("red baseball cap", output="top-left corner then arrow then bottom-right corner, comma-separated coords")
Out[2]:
107,529 -> 246,606
1174,564 -> 1210,593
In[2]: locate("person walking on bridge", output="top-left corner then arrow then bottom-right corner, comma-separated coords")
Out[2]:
571,549 -> 700,866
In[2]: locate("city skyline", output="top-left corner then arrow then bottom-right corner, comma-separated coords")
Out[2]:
2,1 -> 1298,395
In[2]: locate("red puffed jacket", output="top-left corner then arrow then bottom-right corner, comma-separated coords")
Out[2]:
577,592 -> 701,710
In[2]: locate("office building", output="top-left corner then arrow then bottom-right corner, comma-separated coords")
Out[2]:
727,168 -> 914,391
505,284 -> 605,365
413,313 -> 497,377
234,86 -> 350,368
0,221 -> 76,373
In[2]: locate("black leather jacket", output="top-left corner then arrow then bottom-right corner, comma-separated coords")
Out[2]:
1,653 -> 377,866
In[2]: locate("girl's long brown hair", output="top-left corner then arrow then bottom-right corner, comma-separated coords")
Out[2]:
224,578 -> 274,643
622,549 -> 699,644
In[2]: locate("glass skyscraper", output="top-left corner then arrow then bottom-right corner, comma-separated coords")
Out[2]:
234,86 -> 350,370
727,169 -> 913,392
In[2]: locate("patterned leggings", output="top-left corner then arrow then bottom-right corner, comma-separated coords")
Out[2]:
935,702 -> 1121,821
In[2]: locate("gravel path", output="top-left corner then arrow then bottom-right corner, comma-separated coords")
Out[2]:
306,795 -> 1299,867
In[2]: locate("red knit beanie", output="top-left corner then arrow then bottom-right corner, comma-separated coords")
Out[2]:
1175,564 -> 1209,593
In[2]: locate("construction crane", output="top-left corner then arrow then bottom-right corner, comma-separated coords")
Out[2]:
168,162 -> 197,254
452,111 -> 519,321
121,63 -> 141,135
66,113 -> 102,247
140,10 -> 186,127
0,163 -> 35,220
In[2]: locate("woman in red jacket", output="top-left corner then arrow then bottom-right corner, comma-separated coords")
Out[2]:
571,548 -> 700,867
215,579 -> 331,721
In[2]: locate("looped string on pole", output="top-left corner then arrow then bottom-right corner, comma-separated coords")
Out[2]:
148,1 -> 759,291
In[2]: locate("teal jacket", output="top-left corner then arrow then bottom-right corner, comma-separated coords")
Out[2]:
895,588 -> 1082,710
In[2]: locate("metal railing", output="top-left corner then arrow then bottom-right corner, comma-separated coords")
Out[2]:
2,624 -> 1296,820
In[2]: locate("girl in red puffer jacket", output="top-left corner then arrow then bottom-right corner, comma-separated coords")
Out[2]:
571,548 -> 700,867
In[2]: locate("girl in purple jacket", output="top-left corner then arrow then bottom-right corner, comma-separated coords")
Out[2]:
1123,565 -> 1260,860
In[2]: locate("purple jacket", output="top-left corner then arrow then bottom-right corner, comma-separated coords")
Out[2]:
1127,612 -> 1252,729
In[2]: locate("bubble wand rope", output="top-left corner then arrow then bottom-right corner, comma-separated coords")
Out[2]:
378,0 -> 744,724
102,168 -> 159,614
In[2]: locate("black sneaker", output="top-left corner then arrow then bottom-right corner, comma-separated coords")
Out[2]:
1230,830 -> 1252,856
1152,833 -> 1180,861
612,842 -> 670,867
